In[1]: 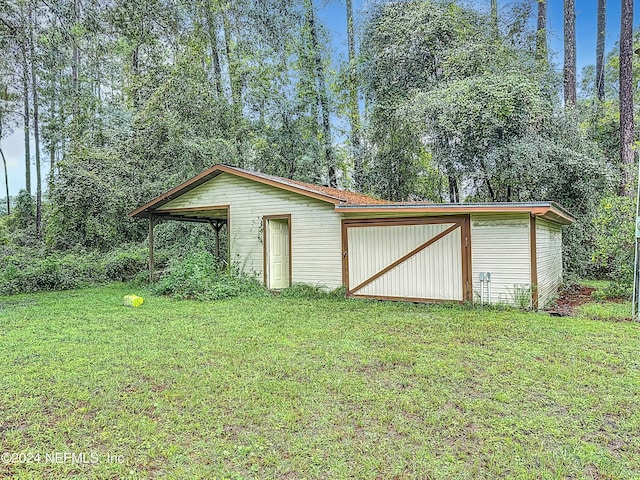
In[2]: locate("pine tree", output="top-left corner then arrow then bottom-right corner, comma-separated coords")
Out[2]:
563,0 -> 576,106
595,0 -> 606,102
619,0 -> 634,194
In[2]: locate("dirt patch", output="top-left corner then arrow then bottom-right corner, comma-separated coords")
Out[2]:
546,286 -> 595,316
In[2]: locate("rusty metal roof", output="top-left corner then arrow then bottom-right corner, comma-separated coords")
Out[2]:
129,165 -> 574,225
130,164 -> 389,218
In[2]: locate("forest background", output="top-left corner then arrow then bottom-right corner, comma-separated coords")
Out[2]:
0,0 -> 638,299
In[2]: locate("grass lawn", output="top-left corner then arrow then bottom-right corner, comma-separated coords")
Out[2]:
1,285 -> 639,479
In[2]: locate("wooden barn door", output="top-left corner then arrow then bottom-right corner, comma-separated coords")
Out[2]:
342,217 -> 471,302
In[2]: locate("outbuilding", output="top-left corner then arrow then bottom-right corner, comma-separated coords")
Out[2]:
130,164 -> 574,308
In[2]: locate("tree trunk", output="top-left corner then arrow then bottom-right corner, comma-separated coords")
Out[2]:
48,85 -> 58,187
71,0 -> 80,135
20,44 -> 31,194
563,0 -> 576,106
204,2 -> 223,95
448,176 -> 459,203
490,0 -> 498,40
221,6 -> 240,109
536,0 -> 547,62
620,0 -> 634,195
306,0 -> 336,187
346,0 -> 362,190
0,145 -> 9,215
219,2 -> 244,167
595,0 -> 606,102
29,5 -> 42,239
131,45 -> 140,108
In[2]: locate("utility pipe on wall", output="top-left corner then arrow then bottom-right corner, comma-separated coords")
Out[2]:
479,272 -> 492,305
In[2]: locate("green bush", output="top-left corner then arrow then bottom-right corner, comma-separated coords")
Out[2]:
591,195 -> 634,299
0,249 -> 106,295
152,251 -> 269,301
0,216 -> 9,246
0,244 -> 161,295
105,246 -> 151,282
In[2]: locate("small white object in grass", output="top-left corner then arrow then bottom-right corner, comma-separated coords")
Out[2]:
123,295 -> 144,307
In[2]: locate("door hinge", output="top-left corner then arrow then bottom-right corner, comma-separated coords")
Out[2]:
465,236 -> 468,248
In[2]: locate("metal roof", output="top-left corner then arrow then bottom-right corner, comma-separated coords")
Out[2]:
335,202 -> 575,224
129,165 -> 575,225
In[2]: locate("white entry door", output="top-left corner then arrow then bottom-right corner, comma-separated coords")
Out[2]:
266,217 -> 290,289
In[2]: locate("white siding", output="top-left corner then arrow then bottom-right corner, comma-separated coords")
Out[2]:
536,218 -> 563,308
158,173 -> 343,289
471,213 -> 531,306
347,223 -> 462,301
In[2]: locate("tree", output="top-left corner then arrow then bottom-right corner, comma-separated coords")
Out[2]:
619,0 -> 634,195
305,0 -> 336,187
490,0 -> 498,40
28,0 -> 42,238
595,0 -> 606,102
0,73 -> 17,216
361,0 -> 501,201
536,0 -> 547,63
346,0 -> 362,190
564,0 -> 576,106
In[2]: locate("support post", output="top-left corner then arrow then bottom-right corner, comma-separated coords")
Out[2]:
207,219 -> 225,263
149,214 -> 155,283
215,223 -> 221,260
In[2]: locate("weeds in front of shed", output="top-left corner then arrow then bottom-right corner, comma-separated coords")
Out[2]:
279,283 -> 346,300
511,284 -> 533,310
152,251 -> 269,300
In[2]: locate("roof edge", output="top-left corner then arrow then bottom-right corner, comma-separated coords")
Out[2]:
129,166 -> 224,218
335,202 -> 575,224
215,165 -> 342,205
129,164 -> 345,218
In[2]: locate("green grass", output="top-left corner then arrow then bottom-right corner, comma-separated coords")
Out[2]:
576,301 -> 633,322
575,279 -> 633,322
1,285 -> 640,479
579,279 -> 611,291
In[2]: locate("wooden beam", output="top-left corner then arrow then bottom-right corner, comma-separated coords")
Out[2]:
207,219 -> 225,261
152,214 -> 226,224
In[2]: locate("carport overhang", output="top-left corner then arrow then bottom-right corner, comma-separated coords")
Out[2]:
132,205 -> 229,282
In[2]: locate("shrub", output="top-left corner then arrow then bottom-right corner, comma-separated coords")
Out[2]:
0,216 -> 8,246
105,246 -> 150,282
0,249 -> 106,295
591,195 -> 634,299
152,251 -> 269,301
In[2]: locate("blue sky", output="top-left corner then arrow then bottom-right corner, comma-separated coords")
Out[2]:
2,0 -> 639,197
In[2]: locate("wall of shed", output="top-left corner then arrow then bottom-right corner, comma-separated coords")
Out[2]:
535,218 -> 563,308
157,173 -> 343,289
470,213 -> 532,306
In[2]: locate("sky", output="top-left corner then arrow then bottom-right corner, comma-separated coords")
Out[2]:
2,0 -> 639,197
